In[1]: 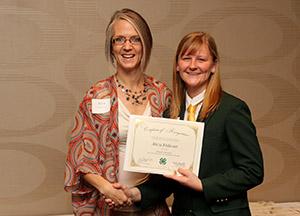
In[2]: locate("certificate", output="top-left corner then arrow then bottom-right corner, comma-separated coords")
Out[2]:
124,115 -> 204,175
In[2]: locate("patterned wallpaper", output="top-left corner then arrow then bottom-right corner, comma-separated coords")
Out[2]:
0,0 -> 299,215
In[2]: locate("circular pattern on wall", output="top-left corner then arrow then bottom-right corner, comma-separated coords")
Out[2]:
213,14 -> 282,60
292,51 -> 300,82
222,72 -> 300,127
95,0 -> 191,32
291,0 -> 300,21
293,116 -> 300,147
64,43 -> 109,94
182,7 -> 300,65
0,5 -> 73,69
223,78 -> 273,121
0,142 -> 66,204
64,0 -> 106,33
0,73 -> 76,137
148,44 -> 175,86
0,14 -> 41,64
257,136 -> 300,191
0,150 -> 46,198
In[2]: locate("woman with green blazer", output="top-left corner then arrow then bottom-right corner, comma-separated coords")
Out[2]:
107,31 -> 264,216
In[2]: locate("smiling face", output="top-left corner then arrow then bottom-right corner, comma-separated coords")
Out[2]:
177,44 -> 217,98
112,19 -> 143,74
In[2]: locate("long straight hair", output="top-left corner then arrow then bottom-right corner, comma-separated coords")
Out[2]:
171,32 -> 222,120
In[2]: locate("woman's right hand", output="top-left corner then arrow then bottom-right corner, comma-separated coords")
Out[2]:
100,181 -> 132,207
105,183 -> 141,208
83,173 -> 131,208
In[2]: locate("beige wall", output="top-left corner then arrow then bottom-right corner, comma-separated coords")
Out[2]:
0,0 -> 299,215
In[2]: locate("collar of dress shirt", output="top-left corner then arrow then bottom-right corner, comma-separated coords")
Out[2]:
185,90 -> 206,108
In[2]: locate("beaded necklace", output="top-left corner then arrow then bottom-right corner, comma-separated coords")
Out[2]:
115,76 -> 148,105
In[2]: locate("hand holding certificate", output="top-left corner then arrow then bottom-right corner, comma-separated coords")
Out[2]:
124,115 -> 204,175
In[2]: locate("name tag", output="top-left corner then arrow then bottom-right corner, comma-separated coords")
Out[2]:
92,98 -> 110,114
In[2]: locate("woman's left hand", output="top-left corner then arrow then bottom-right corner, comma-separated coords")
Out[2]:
164,168 -> 203,192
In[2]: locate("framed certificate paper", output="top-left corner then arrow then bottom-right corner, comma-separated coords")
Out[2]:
124,115 -> 204,175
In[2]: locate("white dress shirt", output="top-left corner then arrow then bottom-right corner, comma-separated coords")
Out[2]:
184,90 -> 205,121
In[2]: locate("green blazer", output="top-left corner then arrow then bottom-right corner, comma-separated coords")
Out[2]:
137,91 -> 264,216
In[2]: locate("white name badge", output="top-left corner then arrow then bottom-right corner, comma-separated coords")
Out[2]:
92,98 -> 110,114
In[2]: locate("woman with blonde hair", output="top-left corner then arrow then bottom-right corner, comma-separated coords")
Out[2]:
125,31 -> 264,216
64,8 -> 171,215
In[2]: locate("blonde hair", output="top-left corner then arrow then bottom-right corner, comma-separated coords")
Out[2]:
105,8 -> 153,72
171,32 -> 222,120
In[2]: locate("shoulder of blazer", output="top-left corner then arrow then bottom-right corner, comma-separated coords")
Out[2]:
203,91 -> 248,123
218,91 -> 248,111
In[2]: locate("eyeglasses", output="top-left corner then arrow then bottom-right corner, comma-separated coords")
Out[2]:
112,36 -> 141,45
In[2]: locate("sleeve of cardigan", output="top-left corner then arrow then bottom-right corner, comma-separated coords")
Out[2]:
202,101 -> 264,203
64,92 -> 103,195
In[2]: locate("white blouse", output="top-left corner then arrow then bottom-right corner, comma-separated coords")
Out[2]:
118,99 -> 151,187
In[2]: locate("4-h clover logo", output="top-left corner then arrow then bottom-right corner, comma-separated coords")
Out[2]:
159,157 -> 167,165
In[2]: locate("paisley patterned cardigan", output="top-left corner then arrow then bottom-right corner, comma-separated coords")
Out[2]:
64,75 -> 172,215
